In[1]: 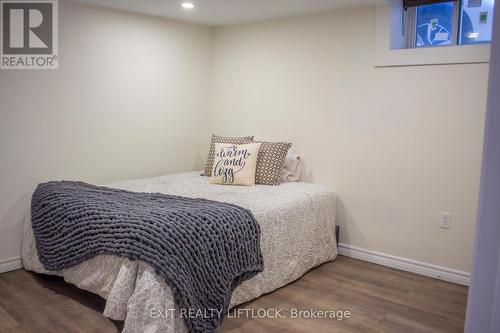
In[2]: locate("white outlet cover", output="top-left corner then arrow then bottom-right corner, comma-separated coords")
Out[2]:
440,212 -> 452,229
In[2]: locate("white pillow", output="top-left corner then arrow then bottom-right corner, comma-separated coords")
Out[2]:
210,142 -> 262,186
281,149 -> 301,182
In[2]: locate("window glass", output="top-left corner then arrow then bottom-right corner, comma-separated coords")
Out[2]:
415,2 -> 455,47
460,0 -> 495,44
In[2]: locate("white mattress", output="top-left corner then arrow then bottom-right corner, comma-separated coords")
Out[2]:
22,171 -> 337,333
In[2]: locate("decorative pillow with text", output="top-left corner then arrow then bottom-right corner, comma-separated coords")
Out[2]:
210,143 -> 262,186
203,134 -> 254,177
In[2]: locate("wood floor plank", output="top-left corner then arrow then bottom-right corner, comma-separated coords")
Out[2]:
0,256 -> 467,333
0,305 -> 17,331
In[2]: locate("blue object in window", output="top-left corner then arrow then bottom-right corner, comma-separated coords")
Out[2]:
416,2 -> 455,47
460,0 -> 495,45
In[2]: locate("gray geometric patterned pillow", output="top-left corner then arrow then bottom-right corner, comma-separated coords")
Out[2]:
202,134 -> 254,176
255,141 -> 292,185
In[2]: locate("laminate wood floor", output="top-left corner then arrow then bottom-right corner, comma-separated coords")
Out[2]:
0,256 -> 467,333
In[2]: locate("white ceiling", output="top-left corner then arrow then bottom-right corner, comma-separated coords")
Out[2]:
67,0 -> 386,26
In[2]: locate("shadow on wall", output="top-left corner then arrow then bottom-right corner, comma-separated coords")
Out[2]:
299,158 -> 366,247
334,196 -> 367,247
193,151 -> 206,173
1,192 -> 32,259
300,159 -> 314,183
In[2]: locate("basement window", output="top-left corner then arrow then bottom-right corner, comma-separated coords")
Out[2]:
403,0 -> 495,48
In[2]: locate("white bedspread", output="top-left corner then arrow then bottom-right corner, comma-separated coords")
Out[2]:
21,172 -> 337,333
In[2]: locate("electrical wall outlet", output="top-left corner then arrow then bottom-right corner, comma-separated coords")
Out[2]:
440,212 -> 452,229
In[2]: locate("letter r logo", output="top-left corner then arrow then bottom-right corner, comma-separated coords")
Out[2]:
2,2 -> 53,54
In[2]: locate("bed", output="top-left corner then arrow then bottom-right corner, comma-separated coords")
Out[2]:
21,171 -> 337,333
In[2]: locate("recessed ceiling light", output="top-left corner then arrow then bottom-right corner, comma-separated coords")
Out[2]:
182,2 -> 194,9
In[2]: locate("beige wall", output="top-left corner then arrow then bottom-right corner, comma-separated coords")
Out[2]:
0,2 -> 213,262
211,6 -> 488,272
0,3 -> 488,273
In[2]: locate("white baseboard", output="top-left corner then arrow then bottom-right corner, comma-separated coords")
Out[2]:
338,243 -> 470,286
0,257 -> 22,273
0,246 -> 470,286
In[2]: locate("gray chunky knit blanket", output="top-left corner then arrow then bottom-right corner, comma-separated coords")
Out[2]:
31,181 -> 264,333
